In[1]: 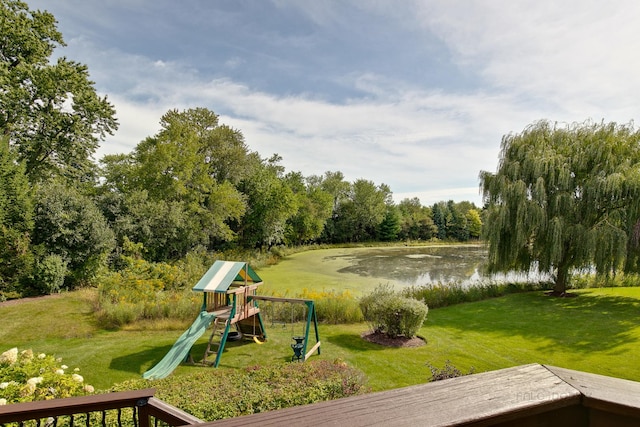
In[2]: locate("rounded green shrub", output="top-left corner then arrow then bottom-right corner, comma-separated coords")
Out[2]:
31,254 -> 67,295
360,285 -> 428,338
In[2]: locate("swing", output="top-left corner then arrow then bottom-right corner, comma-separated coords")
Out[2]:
290,303 -> 307,361
246,295 -> 322,362
251,299 -> 265,344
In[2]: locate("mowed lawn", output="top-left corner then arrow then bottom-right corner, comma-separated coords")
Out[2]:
2,287 -> 640,392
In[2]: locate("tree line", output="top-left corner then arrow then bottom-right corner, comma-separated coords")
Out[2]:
0,0 -> 481,298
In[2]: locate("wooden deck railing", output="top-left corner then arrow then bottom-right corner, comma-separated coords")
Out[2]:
0,388 -> 202,427
2,364 -> 640,426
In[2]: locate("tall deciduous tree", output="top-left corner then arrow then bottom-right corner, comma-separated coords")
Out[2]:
0,139 -> 33,295
33,180 -> 115,288
397,197 -> 436,241
100,108 -> 247,259
480,120 -> 640,295
283,171 -> 333,245
0,0 -> 118,182
329,179 -> 391,242
466,208 -> 482,239
236,155 -> 297,248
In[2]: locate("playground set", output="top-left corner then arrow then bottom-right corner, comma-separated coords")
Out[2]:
143,260 -> 321,380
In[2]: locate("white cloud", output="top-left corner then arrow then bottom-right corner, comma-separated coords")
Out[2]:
394,187 -> 483,207
98,95 -> 166,159
37,0 -> 640,208
417,1 -> 640,121
99,70 -> 518,206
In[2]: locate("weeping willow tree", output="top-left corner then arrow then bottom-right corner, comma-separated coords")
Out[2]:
480,120 -> 640,295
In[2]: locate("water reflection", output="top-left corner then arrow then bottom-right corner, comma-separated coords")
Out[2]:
331,245 -> 547,288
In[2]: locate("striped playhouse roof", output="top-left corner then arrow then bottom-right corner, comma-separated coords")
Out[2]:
192,260 -> 262,293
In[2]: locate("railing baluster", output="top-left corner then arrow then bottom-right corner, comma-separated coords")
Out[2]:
0,389 -> 201,426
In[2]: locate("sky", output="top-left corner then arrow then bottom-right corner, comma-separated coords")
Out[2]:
26,0 -> 640,206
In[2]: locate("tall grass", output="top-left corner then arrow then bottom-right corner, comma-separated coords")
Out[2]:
402,280 -> 552,309
571,272 -> 640,289
95,248 -> 366,328
96,257 -> 203,328
257,288 -> 363,324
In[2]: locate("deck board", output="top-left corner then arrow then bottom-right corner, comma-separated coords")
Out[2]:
546,365 -> 640,418
201,364 -> 581,426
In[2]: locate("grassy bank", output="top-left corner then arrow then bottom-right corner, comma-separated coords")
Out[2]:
2,287 -> 640,392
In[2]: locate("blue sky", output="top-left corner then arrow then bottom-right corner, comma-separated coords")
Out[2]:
27,1 -> 640,206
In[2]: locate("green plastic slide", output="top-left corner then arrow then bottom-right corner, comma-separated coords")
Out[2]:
143,311 -> 217,380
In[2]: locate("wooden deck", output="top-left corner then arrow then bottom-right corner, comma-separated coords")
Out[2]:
196,363 -> 640,426
3,364 -> 640,426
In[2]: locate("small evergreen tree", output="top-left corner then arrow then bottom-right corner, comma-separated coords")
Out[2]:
378,206 -> 401,241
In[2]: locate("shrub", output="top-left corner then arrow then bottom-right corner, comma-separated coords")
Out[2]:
30,254 -> 68,295
0,348 -> 94,404
360,285 -> 428,338
426,360 -> 475,382
110,360 -> 368,422
359,284 -> 396,333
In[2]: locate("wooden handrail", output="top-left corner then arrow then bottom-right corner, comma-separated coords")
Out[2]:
145,396 -> 203,426
0,388 -> 203,426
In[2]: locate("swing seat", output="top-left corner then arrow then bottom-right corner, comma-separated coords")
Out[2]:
227,331 -> 242,341
253,336 -> 265,344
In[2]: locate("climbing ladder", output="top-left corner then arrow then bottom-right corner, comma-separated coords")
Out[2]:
202,310 -> 232,366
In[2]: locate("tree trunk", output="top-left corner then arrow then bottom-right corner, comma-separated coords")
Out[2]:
549,242 -> 575,297
554,264 -> 568,295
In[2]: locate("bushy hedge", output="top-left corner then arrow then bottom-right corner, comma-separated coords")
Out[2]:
111,360 -> 368,422
0,348 -> 94,405
360,285 -> 428,338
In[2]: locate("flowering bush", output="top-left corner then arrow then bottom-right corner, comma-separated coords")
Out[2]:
0,348 -> 94,404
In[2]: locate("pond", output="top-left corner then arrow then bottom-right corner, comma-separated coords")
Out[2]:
327,244 -> 546,288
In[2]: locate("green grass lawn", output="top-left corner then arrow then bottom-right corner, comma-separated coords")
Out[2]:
2,287 -> 640,392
